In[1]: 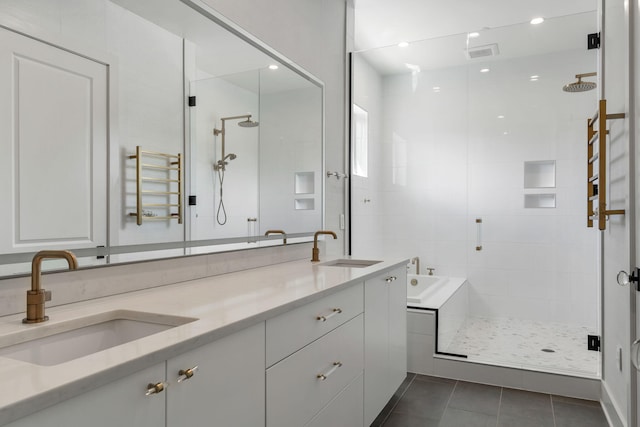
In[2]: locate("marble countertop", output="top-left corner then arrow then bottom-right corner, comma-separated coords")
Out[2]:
0,257 -> 407,425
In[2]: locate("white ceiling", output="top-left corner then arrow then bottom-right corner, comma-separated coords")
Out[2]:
359,11 -> 597,75
354,0 -> 597,51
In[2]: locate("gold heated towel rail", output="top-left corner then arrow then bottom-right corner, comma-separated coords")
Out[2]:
587,99 -> 625,230
128,146 -> 182,225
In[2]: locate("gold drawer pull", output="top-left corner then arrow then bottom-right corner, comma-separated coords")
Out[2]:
145,382 -> 167,396
317,362 -> 342,380
177,365 -> 199,383
317,308 -> 342,322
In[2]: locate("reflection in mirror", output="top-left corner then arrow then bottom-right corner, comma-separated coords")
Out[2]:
0,0 -> 324,278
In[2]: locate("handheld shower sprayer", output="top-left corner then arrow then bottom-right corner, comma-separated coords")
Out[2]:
213,114 -> 259,225
213,153 -> 237,171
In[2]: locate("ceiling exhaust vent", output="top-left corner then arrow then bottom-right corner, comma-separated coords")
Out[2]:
465,43 -> 500,59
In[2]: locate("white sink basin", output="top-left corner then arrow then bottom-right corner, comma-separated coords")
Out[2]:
0,310 -> 197,366
320,259 -> 382,268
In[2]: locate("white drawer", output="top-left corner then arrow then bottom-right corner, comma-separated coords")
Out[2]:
266,314 -> 364,427
266,282 -> 363,367
305,373 -> 364,427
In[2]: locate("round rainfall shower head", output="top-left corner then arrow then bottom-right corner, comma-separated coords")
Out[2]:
563,74 -> 597,93
238,118 -> 259,128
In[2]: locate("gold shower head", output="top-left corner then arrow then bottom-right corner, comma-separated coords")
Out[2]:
563,72 -> 597,93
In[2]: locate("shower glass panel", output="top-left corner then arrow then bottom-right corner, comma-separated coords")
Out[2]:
351,11 -> 600,377
188,71 -> 260,244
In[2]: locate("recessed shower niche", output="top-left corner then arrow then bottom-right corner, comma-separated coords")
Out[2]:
524,194 -> 556,209
524,160 -> 556,209
294,172 -> 315,194
294,172 -> 315,210
524,160 -> 556,188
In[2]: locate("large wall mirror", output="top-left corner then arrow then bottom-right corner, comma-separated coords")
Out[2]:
0,0 -> 324,277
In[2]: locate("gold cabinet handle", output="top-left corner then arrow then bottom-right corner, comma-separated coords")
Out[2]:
177,366 -> 199,383
145,382 -> 167,396
317,362 -> 342,381
317,308 -> 342,322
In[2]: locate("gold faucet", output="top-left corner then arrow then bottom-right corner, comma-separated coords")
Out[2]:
410,257 -> 420,275
24,250 -> 78,324
265,229 -> 287,245
312,230 -> 337,262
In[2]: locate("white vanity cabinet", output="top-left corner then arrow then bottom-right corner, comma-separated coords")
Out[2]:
2,261 -> 410,427
266,283 -> 365,427
165,322 -> 265,426
364,265 -> 408,426
4,363 -> 166,427
4,323 -> 265,427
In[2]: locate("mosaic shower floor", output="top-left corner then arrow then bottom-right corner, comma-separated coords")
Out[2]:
443,317 -> 600,377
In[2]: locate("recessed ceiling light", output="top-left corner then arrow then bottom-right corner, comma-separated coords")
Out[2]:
503,131 -> 509,135
405,63 -> 421,72
398,41 -> 409,48
469,32 -> 480,38
480,68 -> 490,73
497,115 -> 505,119
268,64 -> 279,70
530,75 -> 539,79
530,17 -> 544,25
433,86 -> 441,92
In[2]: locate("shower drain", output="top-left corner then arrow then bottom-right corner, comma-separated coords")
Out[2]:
541,348 -> 555,353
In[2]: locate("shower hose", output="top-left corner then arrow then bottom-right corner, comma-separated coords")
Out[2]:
216,167 -> 227,225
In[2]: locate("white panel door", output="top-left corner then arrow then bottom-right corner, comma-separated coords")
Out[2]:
0,27 -> 107,254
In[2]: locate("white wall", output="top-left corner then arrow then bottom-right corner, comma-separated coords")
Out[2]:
108,3 -> 184,246
260,87 -> 323,234
352,48 -> 600,329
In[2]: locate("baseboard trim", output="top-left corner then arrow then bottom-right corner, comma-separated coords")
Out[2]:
601,381 -> 626,427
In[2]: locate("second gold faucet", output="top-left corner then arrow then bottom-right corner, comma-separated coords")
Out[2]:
312,230 -> 337,262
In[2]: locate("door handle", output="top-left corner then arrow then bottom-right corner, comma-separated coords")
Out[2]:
617,268 -> 640,290
633,339 -> 640,371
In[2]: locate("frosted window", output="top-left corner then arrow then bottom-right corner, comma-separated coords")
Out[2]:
352,104 -> 368,177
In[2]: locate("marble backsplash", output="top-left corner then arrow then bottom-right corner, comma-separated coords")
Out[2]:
0,242 -> 313,318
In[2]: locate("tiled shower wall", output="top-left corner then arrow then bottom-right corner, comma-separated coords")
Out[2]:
352,48 -> 600,330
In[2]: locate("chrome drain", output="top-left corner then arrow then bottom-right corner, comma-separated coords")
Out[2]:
541,348 -> 555,353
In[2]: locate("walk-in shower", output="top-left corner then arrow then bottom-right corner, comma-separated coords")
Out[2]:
351,11 -> 600,378
213,114 -> 259,225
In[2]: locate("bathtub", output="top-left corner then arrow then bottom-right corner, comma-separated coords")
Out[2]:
407,274 -> 466,309
406,274 -> 468,356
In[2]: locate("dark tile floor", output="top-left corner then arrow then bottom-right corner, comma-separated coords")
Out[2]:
372,374 -> 609,427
